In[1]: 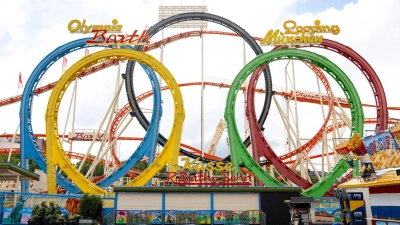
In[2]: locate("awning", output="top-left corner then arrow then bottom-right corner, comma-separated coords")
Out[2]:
0,162 -> 40,181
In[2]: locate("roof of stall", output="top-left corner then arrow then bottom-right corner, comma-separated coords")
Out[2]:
338,169 -> 400,188
0,162 -> 40,181
113,186 -> 303,193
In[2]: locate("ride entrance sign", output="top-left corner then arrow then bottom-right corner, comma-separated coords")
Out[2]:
164,158 -> 253,186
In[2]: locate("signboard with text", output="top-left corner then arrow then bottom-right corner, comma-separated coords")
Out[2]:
164,158 -> 253,186
67,19 -> 150,46
260,20 -> 340,46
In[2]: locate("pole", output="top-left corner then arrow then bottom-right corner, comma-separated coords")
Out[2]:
157,28 -> 165,156
201,28 -> 205,157
8,124 -> 20,162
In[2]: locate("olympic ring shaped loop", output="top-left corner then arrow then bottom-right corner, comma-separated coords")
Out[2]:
224,48 -> 364,196
45,48 -> 185,193
125,12 -> 273,164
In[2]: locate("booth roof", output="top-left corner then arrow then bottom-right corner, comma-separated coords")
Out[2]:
112,186 -> 302,193
338,169 -> 400,189
0,162 -> 40,181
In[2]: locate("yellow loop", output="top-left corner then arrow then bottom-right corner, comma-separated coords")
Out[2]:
46,48 -> 185,194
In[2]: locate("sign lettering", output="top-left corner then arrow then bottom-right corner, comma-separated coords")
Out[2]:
260,20 -> 340,46
179,157 -> 235,171
165,158 -> 252,186
68,19 -> 123,34
164,171 -> 252,186
68,131 -> 106,141
86,29 -> 150,46
67,19 -> 150,46
295,90 -> 348,104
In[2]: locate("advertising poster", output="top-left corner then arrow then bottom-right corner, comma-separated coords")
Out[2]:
116,211 -> 127,224
364,131 -> 398,154
248,211 -> 259,224
131,210 -> 152,224
224,210 -> 240,224
364,131 -> 400,170
213,211 -> 225,224
196,211 -> 211,224
2,208 -> 32,224
349,201 -> 366,225
176,210 -> 198,224
314,208 -> 340,223
165,210 -> 176,224
376,222 -> 387,225
151,211 -> 163,224
175,210 -> 211,224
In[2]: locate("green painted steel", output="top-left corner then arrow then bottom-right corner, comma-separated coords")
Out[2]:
224,48 -> 364,196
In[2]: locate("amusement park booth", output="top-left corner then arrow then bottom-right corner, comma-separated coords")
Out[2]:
338,169 -> 400,225
0,162 -> 40,191
112,186 -> 302,225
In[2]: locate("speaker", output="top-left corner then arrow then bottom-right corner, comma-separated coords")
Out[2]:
396,169 -> 400,176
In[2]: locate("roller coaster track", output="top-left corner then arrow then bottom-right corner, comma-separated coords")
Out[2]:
19,36 -> 173,193
0,60 -> 119,107
18,38 -> 143,193
125,27 -> 388,195
9,26 -> 385,193
225,48 -> 364,196
246,61 -> 334,188
4,114 -> 393,162
124,13 -> 274,168
273,40 -> 388,131
44,48 -> 183,194
95,62 -> 162,188
2,31 -> 396,112
140,29 -> 387,195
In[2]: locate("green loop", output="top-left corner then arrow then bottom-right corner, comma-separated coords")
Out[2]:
224,48 -> 364,196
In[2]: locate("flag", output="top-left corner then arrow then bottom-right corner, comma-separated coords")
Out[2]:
85,48 -> 90,56
18,72 -> 23,88
62,57 -> 68,73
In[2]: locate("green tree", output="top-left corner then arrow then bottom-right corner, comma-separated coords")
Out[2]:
0,154 -> 41,172
309,175 -> 320,184
79,193 -> 103,220
29,159 -> 41,172
75,161 -> 104,177
133,161 -> 148,171
0,154 -> 19,164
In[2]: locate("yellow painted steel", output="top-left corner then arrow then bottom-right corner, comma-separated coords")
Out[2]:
45,48 -> 184,194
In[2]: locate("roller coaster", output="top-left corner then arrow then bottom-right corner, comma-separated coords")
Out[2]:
0,11 -> 398,197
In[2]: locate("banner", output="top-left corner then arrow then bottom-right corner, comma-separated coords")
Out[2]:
116,210 -> 127,224
364,131 -> 400,170
176,210 -> 211,224
364,131 -> 399,155
165,210 -> 176,224
213,211 -> 225,224
130,210 -> 153,224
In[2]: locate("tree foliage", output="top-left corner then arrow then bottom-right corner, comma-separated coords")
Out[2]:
79,193 -> 103,220
75,161 -> 104,177
0,154 -> 41,172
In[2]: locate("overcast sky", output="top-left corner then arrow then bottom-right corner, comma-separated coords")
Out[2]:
1,0 -> 399,166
